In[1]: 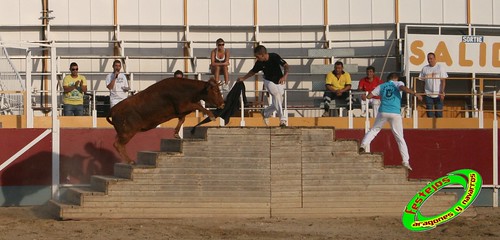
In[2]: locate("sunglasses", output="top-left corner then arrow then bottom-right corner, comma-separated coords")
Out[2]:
218,43 -> 225,46
70,68 -> 78,71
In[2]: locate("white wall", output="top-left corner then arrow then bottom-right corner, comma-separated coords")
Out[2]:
0,0 -> 42,26
328,0 -> 395,25
470,0 -> 500,25
2,0 -> 500,106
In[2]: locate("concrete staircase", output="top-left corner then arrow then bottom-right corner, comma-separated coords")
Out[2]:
50,127 -> 462,219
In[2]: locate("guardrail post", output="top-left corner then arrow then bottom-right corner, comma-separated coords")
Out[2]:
26,50 -> 33,128
92,90 -> 97,128
240,94 -> 245,127
493,91 -> 498,207
50,43 -> 60,200
284,90 -> 288,122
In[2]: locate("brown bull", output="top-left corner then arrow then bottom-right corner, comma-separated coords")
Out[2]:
106,77 -> 225,164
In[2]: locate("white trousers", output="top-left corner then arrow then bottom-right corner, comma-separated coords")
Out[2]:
361,98 -> 380,118
360,112 -> 410,163
263,79 -> 286,121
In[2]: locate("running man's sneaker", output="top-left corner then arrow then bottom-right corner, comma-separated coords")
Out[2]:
322,111 -> 330,117
359,146 -> 366,153
261,109 -> 269,126
280,120 -> 287,128
402,162 -> 413,171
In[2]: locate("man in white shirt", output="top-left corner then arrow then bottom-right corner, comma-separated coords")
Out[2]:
419,52 -> 448,118
106,60 -> 130,108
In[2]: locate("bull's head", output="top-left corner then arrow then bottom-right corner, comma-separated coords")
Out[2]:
204,78 -> 225,109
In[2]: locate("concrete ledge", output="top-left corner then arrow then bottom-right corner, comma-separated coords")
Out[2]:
308,48 -> 355,57
310,64 -> 358,74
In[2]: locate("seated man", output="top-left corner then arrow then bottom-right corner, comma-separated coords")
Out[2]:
358,66 -> 382,117
322,61 -> 351,117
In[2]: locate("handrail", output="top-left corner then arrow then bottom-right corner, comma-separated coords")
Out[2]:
411,76 -> 500,128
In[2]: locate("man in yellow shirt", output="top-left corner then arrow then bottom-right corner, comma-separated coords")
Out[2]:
322,61 -> 352,117
63,62 -> 88,116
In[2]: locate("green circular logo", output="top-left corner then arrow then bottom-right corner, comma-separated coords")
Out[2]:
402,169 -> 482,232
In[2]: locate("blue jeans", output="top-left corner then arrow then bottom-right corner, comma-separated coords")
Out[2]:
64,104 -> 84,116
425,96 -> 443,118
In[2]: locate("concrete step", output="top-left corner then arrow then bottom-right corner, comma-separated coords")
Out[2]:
78,201 -> 271,209
113,163 -> 157,179
100,178 -> 271,187
183,127 -> 208,139
159,138 -> 183,152
102,190 -> 271,198
90,175 -> 131,193
61,187 -> 105,205
55,206 -> 270,219
81,196 -> 270,203
136,151 -> 183,166
105,182 -> 271,192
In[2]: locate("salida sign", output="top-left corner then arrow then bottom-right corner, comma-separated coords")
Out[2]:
406,34 -> 500,73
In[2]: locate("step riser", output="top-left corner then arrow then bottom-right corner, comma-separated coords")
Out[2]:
160,139 -> 183,152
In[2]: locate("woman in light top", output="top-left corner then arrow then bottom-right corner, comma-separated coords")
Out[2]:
210,38 -> 230,88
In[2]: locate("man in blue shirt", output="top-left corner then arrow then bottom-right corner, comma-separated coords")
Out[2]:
359,72 -> 422,171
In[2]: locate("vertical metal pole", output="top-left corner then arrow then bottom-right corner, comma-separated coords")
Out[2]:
26,50 -> 33,128
479,87 -> 484,128
493,91 -> 498,207
240,93 -> 245,127
364,93 -> 370,152
50,44 -> 60,199
92,90 -> 97,128
284,90 -> 288,123
413,77 -> 419,129
348,91 -> 353,129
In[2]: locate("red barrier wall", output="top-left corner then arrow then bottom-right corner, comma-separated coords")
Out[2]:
0,129 -> 52,186
1,128 -> 498,186
336,129 -> 497,184
0,128 -> 174,186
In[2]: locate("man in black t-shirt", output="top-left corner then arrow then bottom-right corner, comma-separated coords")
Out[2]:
237,45 -> 289,127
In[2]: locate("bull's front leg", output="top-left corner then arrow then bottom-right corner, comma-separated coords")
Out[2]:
174,115 -> 186,139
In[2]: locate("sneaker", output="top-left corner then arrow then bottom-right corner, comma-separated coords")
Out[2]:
280,120 -> 287,128
402,162 -> 413,171
359,146 -> 366,153
222,83 -> 229,91
261,109 -> 269,126
322,111 -> 330,117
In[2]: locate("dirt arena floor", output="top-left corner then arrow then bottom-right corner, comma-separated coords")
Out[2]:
1,205 -> 499,240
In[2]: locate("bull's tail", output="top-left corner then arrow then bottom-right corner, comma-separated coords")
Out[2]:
106,116 -> 114,126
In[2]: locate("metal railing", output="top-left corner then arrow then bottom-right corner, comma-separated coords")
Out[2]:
411,76 -> 500,129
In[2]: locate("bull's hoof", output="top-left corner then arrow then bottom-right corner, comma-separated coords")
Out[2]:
174,133 -> 181,139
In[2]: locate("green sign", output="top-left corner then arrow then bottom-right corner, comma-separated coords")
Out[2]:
402,169 -> 482,232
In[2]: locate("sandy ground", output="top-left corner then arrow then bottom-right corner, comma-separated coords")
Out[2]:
0,206 -> 499,240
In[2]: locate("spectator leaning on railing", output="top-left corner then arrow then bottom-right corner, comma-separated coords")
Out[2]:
418,52 -> 448,118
